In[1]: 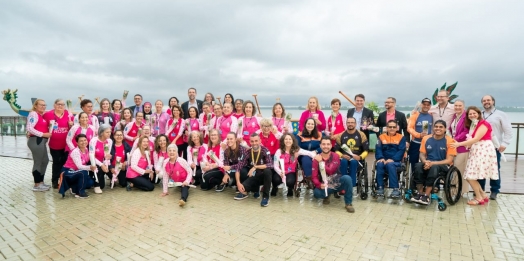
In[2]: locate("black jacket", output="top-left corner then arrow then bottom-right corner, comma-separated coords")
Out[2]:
376,110 -> 410,141
347,107 -> 375,140
181,100 -> 203,119
128,105 -> 143,117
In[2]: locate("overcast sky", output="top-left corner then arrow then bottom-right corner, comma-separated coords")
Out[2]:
1,0 -> 523,113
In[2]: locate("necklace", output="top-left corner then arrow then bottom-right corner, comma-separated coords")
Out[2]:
251,148 -> 261,166
482,109 -> 496,120
438,102 -> 448,118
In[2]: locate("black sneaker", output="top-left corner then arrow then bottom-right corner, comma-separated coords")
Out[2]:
287,189 -> 293,197
410,194 -> 421,203
215,184 -> 226,192
253,192 -> 260,199
75,193 -> 89,199
333,192 -> 341,199
419,194 -> 430,205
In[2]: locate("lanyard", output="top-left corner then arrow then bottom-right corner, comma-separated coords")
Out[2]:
251,148 -> 261,166
482,109 -> 496,120
438,103 -> 448,118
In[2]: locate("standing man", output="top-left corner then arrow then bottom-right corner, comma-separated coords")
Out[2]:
312,137 -> 355,213
347,94 -> 375,140
429,89 -> 455,127
480,95 -> 512,200
376,97 -> 410,147
181,87 -> 203,119
128,94 -> 143,117
407,98 -> 433,171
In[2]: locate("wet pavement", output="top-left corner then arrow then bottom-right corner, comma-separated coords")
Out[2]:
0,136 -> 524,260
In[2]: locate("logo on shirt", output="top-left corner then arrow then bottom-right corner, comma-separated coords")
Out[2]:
427,145 -> 432,149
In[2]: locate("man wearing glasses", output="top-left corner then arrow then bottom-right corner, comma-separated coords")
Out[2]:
375,120 -> 406,198
376,97 -> 410,148
429,90 -> 455,127
128,94 -> 143,117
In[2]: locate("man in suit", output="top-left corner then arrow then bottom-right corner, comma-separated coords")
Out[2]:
181,87 -> 203,119
346,94 -> 375,140
128,94 -> 143,117
376,97 -> 410,148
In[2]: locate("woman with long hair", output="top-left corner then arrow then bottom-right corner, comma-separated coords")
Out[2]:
109,130 -> 131,188
143,102 -> 153,125
296,118 -> 322,187
95,98 -> 116,127
115,108 -> 133,132
212,103 -> 223,128
187,131 -> 207,186
238,100 -> 262,146
274,133 -> 316,197
271,102 -> 293,135
222,132 -> 248,189
160,144 -> 193,206
200,129 -> 225,191
124,111 -> 145,147
452,106 -> 499,205
166,97 -> 179,115
166,105 -> 186,158
183,107 -> 200,144
223,93 -> 234,105
43,98 -> 72,188
298,96 -> 326,132
126,136 -> 155,191
88,124 -> 113,194
27,99 -> 52,191
111,99 -> 123,127
204,92 -> 215,106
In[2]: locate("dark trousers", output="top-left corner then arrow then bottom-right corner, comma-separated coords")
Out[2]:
127,174 -> 155,191
201,168 -> 224,190
408,142 -> 421,172
413,163 -> 448,187
299,156 -> 313,177
242,168 -> 272,198
50,148 -> 68,185
271,171 -> 296,194
62,168 -> 93,195
178,186 -> 189,201
114,170 -> 127,187
89,166 -> 111,189
178,143 -> 188,160
478,150 -> 501,193
193,166 -> 202,186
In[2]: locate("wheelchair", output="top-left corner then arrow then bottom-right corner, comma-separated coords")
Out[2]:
355,159 -> 369,200
403,164 -> 462,211
370,157 -> 410,200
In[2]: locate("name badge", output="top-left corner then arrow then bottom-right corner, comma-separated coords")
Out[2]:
155,126 -> 160,130
243,131 -> 249,135
171,133 -> 176,137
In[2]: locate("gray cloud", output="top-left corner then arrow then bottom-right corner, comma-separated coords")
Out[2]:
1,0 -> 523,115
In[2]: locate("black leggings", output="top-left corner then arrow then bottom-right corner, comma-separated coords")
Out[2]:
201,168 -> 224,190
193,166 -> 202,186
127,174 -> 155,191
272,172 -> 296,192
50,148 -> 68,184
89,166 -> 111,189
177,186 -> 190,201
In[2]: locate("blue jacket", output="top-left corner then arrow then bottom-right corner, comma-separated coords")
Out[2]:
375,133 -> 406,162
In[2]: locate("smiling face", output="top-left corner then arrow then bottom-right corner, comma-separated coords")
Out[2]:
79,113 -> 89,126
171,107 -> 181,118
142,125 -> 151,136
387,122 -> 398,135
205,94 -> 213,103
188,107 -> 198,118
235,101 -> 243,113
114,131 -> 124,143
331,101 -> 340,112
224,95 -> 233,104
143,104 -> 152,113
169,98 -> 178,107
454,101 -> 464,114
305,119 -> 315,132
355,97 -> 364,110
223,103 -> 232,115
346,118 -> 356,131
113,100 -> 122,112
101,100 -> 110,111
421,101 -> 431,113
158,136 -> 167,149
82,102 -> 93,114
273,104 -> 283,117
77,137 -> 88,149
188,89 -> 196,100
168,146 -> 178,160
481,95 -> 494,110
202,104 -> 210,114
226,133 -> 236,147
140,137 -> 149,150
468,109 -> 480,121
214,104 -> 223,116
135,112 -> 144,124
123,109 -> 132,121
134,95 -> 142,106
433,122 -> 446,136
155,101 -> 163,112
250,135 -> 261,151
244,103 -> 253,116
191,132 -> 201,146
209,130 -> 220,145
320,139 -> 332,154
102,127 -> 112,139
308,98 -> 317,111
283,135 -> 293,148
437,90 -> 449,106
54,100 -> 65,113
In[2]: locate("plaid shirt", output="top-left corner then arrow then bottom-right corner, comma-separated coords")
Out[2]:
224,145 -> 249,172
237,146 -> 273,172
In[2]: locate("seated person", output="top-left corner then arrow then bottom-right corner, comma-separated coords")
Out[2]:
223,132 -> 249,188
296,118 -> 322,188
411,120 -> 456,205
375,120 -> 406,198
126,136 -> 155,191
311,137 -> 355,213
333,117 -> 369,186
160,144 -> 193,207
59,134 -> 96,198
234,133 -> 273,207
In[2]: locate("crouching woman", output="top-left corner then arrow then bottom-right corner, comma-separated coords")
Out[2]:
160,144 -> 193,206
59,134 -> 95,198
126,136 -> 155,191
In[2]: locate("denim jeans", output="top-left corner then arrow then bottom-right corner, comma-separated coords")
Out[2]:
376,161 -> 401,188
339,158 -> 358,186
313,175 -> 353,205
478,149 -> 501,193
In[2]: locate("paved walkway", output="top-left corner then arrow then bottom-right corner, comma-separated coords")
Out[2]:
1,138 -> 524,260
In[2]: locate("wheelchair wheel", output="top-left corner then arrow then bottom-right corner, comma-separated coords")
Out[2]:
438,202 -> 447,211
360,163 -> 369,200
370,163 -> 377,198
445,166 -> 462,205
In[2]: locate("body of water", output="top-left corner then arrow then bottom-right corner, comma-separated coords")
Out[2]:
1,107 -> 523,154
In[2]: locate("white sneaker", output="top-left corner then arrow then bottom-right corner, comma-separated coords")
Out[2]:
94,187 -> 103,194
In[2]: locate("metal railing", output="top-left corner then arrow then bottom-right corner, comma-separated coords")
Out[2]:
508,123 -> 524,160
0,116 -> 26,137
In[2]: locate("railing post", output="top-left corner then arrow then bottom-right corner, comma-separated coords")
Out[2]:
516,124 -> 520,161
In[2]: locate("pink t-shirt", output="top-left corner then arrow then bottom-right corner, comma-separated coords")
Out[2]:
43,110 -> 71,150
183,118 -> 200,143
164,161 -> 190,183
216,114 -> 238,141
63,147 -> 91,171
240,116 -> 261,146
66,125 -> 95,152
27,111 -> 48,137
166,118 -> 184,145
127,155 -> 148,179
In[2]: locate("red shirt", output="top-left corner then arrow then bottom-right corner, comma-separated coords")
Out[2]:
43,110 -> 71,150
259,132 -> 279,155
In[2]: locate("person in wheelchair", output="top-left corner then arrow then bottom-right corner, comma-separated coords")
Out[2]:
375,120 -> 406,198
411,120 -> 456,205
332,117 -> 369,186
312,137 -> 355,213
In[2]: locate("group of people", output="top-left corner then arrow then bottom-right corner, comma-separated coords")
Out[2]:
25,87 -> 511,211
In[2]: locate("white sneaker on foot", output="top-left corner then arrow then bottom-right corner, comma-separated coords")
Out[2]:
94,187 -> 103,194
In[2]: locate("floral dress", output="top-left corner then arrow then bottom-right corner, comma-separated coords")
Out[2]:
464,120 -> 499,180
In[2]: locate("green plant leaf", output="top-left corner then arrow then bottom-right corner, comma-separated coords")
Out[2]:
440,82 -> 447,91
446,82 -> 458,95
